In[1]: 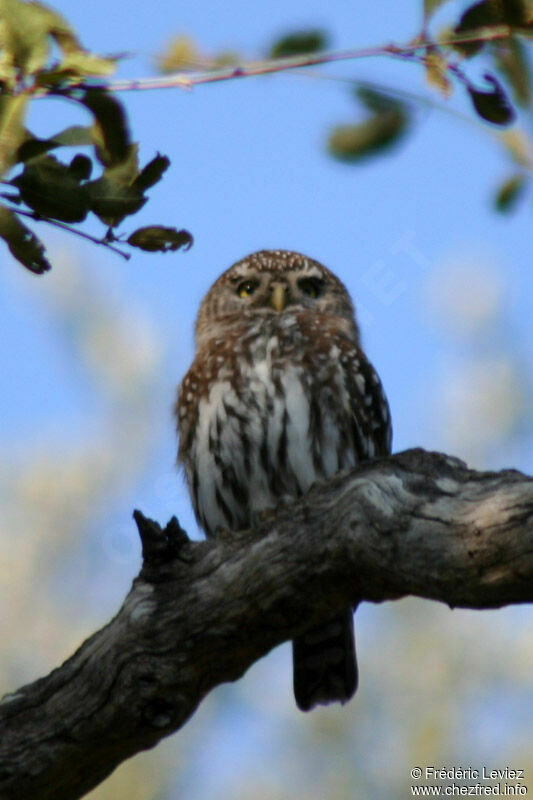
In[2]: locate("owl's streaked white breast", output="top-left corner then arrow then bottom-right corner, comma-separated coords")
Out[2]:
178,311 -> 383,535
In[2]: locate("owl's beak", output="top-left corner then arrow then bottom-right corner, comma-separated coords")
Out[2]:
270,284 -> 287,311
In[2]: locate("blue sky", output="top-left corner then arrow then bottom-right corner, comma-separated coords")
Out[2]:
3,0 -> 533,463
0,0 -> 532,797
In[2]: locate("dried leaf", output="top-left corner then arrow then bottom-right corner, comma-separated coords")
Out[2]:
494,173 -> 527,210
0,203 -> 51,273
425,51 -> 453,97
127,226 -> 193,252
156,35 -> 202,73
212,50 -> 241,67
269,30 -> 328,59
467,73 -> 515,125
499,129 -> 533,166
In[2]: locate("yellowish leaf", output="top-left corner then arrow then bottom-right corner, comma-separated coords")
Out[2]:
0,94 -> 29,177
499,129 -> 533,167
425,51 -> 453,97
156,35 -> 202,73
0,0 -> 116,85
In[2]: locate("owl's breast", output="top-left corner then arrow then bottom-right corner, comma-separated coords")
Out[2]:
178,316 -> 366,536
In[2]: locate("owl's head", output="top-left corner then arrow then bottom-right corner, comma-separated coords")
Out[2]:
195,250 -> 359,343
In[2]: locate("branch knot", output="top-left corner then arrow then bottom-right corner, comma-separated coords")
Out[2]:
133,510 -> 191,571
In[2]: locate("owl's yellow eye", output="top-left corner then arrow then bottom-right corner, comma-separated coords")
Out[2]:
237,280 -> 259,298
298,277 -> 322,298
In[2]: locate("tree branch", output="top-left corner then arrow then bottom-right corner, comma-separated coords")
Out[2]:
0,204 -> 131,260
31,29 -> 514,95
1,448 -> 531,800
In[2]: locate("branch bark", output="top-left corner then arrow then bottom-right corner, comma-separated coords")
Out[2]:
1,448 -> 532,800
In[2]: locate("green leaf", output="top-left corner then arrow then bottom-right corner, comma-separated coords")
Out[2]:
17,125 -> 94,162
452,0 -> 501,56
328,108 -> 408,163
467,73 -> 515,125
424,0 -> 452,18
494,173 -> 527,210
500,0 -> 529,26
87,146 -> 171,227
68,154 -> 92,181
269,30 -> 328,59
329,88 -> 408,163
0,94 -> 29,177
133,154 -> 170,192
456,0 -> 502,31
127,226 -> 193,252
0,203 -> 51,273
493,37 -> 531,106
452,0 -> 529,55
87,144 -> 145,226
77,88 -> 130,166
11,154 -> 90,222
356,87 -> 402,114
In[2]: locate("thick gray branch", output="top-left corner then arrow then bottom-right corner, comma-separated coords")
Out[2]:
0,449 -> 532,800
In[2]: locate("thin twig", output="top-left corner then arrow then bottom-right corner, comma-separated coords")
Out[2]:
102,28 -> 512,94
4,204 -> 131,259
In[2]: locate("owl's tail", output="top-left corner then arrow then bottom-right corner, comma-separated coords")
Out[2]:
292,608 -> 358,712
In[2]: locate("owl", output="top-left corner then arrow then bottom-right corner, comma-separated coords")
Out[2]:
175,249 -> 391,711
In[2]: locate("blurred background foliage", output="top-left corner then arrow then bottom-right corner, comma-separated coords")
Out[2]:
0,0 -> 532,798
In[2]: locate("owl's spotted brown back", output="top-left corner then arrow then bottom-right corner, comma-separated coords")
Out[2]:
176,249 -> 391,711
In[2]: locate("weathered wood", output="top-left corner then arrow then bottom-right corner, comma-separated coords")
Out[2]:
0,449 -> 531,800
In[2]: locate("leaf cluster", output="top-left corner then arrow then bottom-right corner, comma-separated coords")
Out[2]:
265,5 -> 533,210
156,11 -> 532,214
328,1 -> 532,166
434,0 -> 533,209
0,0 -> 191,274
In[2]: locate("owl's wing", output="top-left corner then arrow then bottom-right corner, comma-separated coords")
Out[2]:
341,340 -> 392,459
175,360 -> 201,466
